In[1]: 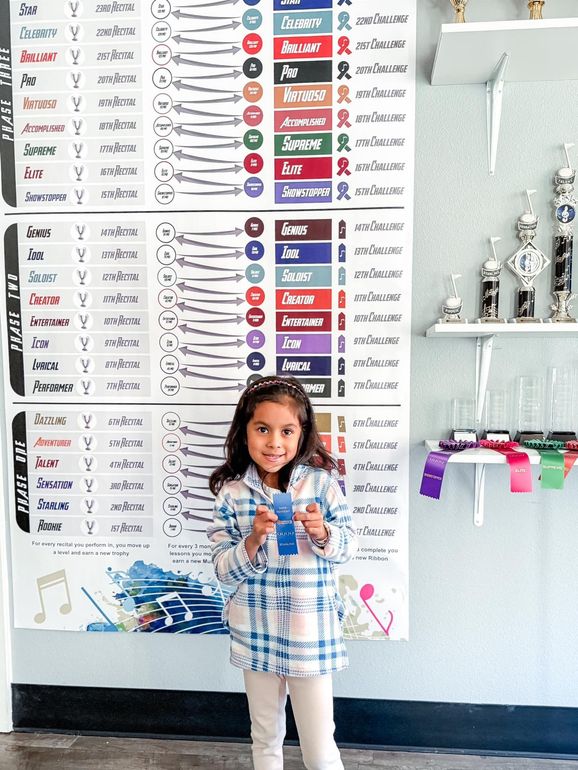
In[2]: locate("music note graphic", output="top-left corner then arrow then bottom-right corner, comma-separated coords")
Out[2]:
156,592 -> 193,626
34,570 -> 72,624
359,584 -> 393,637
106,569 -> 136,613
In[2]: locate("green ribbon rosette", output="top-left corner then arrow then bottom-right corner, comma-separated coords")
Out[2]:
523,439 -> 566,489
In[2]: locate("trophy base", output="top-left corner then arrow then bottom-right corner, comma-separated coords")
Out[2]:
476,318 -> 505,323
546,431 -> 577,443
510,317 -> 543,323
548,316 -> 577,323
514,431 -> 544,443
483,430 -> 511,441
451,429 -> 477,442
438,318 -> 467,324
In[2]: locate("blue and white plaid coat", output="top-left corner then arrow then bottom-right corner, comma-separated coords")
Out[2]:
208,463 -> 358,677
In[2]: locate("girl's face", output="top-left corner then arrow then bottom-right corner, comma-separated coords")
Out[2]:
246,398 -> 302,487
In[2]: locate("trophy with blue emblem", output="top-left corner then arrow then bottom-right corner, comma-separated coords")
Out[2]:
550,143 -> 576,322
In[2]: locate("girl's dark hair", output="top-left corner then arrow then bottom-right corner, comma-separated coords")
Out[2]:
209,375 -> 336,495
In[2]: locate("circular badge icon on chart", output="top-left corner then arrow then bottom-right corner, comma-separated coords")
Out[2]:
245,240 -> 264,260
162,454 -> 181,473
159,333 -> 179,352
246,330 -> 265,349
243,34 -> 262,55
243,82 -> 263,103
245,217 -> 264,237
244,153 -> 264,174
243,58 -> 263,79
155,184 -> 175,205
153,93 -> 173,114
244,130 -> 263,150
154,139 -> 174,160
158,289 -> 177,309
151,1 -> 171,20
157,244 -> 176,265
247,352 -> 265,371
163,497 -> 182,516
245,264 -> 264,284
158,310 -> 178,330
243,105 -> 263,127
243,9 -> 262,29
162,433 -> 181,452
157,267 -> 177,287
246,307 -> 265,327
246,286 -> 265,306
163,476 -> 182,495
153,116 -> 173,137
156,222 -> 176,242
153,68 -> 172,89
155,161 -> 174,182
244,176 -> 264,198
152,21 -> 172,42
162,412 -> 181,431
163,518 -> 182,538
161,376 -> 180,397
160,355 -> 180,375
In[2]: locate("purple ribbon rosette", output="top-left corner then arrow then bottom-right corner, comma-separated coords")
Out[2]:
420,440 -> 480,499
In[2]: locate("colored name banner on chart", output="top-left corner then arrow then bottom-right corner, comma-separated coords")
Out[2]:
276,266 -> 332,287
274,109 -> 333,133
274,85 -> 333,109
274,36 -> 333,60
275,182 -> 332,204
274,0 -> 333,10
275,243 -> 332,264
276,312 -> 332,332
276,289 -> 332,309
277,356 -> 332,376
274,61 -> 333,85
275,220 -> 332,240
275,157 -> 332,181
273,12 -> 333,35
276,334 -> 332,354
275,133 -> 332,157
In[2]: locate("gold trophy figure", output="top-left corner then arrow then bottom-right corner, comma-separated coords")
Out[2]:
528,1 -> 545,20
449,0 -> 468,23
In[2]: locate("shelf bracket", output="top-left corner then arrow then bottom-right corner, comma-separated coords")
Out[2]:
474,464 -> 486,527
486,52 -> 509,176
475,334 -> 495,426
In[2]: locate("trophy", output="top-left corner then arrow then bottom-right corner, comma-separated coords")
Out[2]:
513,376 -> 544,442
449,0 -> 468,22
440,273 -> 465,322
550,143 -> 576,322
507,190 -> 550,322
451,398 -> 477,441
528,1 -> 544,19
483,389 -> 510,441
546,366 -> 577,442
478,237 -> 504,322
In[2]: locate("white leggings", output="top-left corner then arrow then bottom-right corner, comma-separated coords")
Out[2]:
243,670 -> 344,770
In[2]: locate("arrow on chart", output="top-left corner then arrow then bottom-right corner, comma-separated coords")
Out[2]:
178,164 -> 243,174
179,347 -> 243,361
177,281 -> 243,293
173,104 -> 241,119
176,251 -> 242,261
176,301 -> 240,316
179,338 -> 245,348
172,34 -> 240,45
174,46 -> 241,56
178,323 -> 243,336
178,227 -> 243,237
173,150 -> 240,163
172,56 -> 240,69
179,425 -> 227,438
177,0 -> 241,6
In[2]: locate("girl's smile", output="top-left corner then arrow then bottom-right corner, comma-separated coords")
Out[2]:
246,399 -> 302,487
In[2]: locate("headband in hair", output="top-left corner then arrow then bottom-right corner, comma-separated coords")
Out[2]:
244,379 -> 304,396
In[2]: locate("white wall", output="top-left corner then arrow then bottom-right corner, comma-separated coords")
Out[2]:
10,0 -> 578,708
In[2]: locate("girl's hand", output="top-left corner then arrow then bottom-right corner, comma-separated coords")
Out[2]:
294,503 -> 328,543
247,504 -> 278,553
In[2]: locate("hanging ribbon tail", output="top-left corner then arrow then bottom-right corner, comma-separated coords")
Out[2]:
420,451 -> 451,499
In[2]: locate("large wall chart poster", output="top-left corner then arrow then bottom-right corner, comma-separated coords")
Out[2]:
0,0 -> 415,640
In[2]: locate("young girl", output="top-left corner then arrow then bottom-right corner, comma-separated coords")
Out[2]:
208,376 -> 357,770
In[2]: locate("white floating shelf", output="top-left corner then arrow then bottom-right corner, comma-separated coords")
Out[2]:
425,322 -> 578,338
425,441 -> 542,464
431,18 -> 578,85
